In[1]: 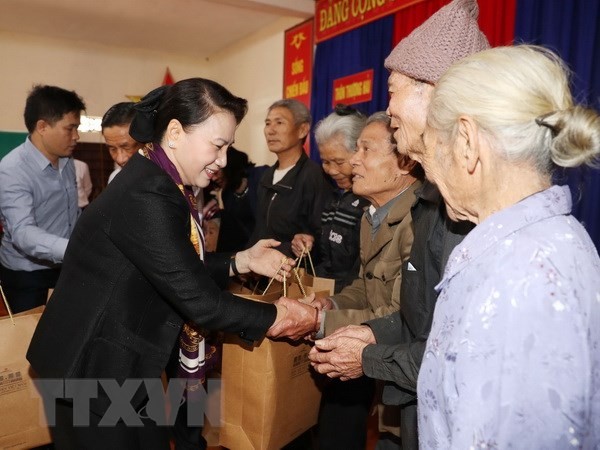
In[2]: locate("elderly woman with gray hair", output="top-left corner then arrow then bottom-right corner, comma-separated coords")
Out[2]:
417,45 -> 600,449
291,105 -> 369,293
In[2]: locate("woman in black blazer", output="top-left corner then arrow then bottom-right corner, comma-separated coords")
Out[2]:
27,78 -> 316,450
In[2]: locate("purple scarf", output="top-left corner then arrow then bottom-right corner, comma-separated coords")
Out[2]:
143,143 -> 220,395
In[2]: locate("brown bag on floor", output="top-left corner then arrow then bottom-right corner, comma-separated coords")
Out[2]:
219,280 -> 329,450
0,306 -> 52,449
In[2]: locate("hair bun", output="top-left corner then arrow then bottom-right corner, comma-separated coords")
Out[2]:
129,85 -> 169,143
334,103 -> 364,117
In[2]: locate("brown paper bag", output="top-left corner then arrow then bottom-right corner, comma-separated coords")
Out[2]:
219,282 -> 326,450
295,268 -> 335,297
0,306 -> 52,449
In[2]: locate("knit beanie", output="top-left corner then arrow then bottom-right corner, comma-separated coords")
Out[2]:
384,0 -> 489,84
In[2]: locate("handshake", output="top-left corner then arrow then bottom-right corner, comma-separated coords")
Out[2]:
266,294 -> 334,341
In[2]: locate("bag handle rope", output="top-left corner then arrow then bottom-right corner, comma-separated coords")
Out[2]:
263,257 -> 288,295
0,283 -> 15,326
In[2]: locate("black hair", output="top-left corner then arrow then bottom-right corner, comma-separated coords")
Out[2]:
223,146 -> 255,191
130,78 -> 248,143
101,102 -> 137,129
23,85 -> 86,133
334,103 -> 364,118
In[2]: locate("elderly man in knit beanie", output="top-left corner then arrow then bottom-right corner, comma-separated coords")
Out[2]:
309,1 -> 489,448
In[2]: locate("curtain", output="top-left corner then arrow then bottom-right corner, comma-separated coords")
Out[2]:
515,0 -> 600,249
478,0 -> 516,46
391,0 -> 448,45
391,0 -> 516,47
310,16 -> 394,162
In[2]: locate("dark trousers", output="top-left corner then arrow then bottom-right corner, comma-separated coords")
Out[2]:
50,399 -> 170,450
165,350 -> 207,450
0,265 -> 60,313
317,376 -> 375,450
398,401 -> 418,450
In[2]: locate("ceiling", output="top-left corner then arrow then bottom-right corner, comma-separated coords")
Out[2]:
0,0 -> 315,59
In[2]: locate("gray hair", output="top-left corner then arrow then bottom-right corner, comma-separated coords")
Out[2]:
366,111 -> 392,128
428,45 -> 600,173
268,98 -> 312,126
364,111 -> 400,155
314,111 -> 366,153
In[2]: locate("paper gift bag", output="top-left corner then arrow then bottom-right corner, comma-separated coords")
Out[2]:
0,306 -> 52,449
295,268 -> 335,296
219,282 -> 325,450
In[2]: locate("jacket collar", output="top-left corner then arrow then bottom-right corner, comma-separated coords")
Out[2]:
261,151 -> 309,190
439,185 -> 572,287
25,137 -> 71,173
361,180 -> 422,262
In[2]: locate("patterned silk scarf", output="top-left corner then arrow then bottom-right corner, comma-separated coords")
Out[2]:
142,143 -> 218,394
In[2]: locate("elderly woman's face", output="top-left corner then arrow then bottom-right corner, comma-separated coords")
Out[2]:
422,124 -> 470,222
386,72 -> 433,163
319,136 -> 354,190
264,107 -> 306,155
350,121 -> 404,206
170,112 -> 236,188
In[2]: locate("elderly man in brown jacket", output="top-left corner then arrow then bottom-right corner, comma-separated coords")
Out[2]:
314,113 -> 419,335
312,112 -> 421,450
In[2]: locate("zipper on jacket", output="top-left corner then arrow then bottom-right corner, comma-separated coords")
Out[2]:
266,192 -> 278,226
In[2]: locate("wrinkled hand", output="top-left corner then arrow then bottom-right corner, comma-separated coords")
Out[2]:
308,333 -> 369,380
291,234 -> 314,258
237,240 -> 294,281
310,296 -> 334,311
267,297 -> 317,341
327,325 -> 376,344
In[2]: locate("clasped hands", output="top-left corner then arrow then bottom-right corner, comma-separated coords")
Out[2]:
266,294 -> 378,381
266,294 -> 334,341
307,325 -> 377,381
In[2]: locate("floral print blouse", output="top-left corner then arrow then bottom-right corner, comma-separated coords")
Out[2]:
418,185 -> 600,449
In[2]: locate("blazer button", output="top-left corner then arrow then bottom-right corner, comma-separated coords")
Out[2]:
382,274 -> 386,281
366,272 -> 373,279
239,331 -> 246,338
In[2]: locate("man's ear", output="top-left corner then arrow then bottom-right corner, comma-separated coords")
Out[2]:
35,119 -> 49,134
396,154 -> 417,175
457,116 -> 480,174
298,122 -> 310,142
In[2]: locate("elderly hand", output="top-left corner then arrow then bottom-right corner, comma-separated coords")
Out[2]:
308,333 -> 369,380
327,325 -> 376,344
310,296 -> 334,311
235,239 -> 294,282
291,233 -> 314,258
267,297 -> 318,341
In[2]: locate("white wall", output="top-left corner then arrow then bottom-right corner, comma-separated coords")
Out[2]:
0,17 -> 303,163
0,30 -> 212,144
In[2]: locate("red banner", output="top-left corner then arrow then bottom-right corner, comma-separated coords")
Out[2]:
283,19 -> 314,109
332,69 -> 374,108
316,0 -> 425,43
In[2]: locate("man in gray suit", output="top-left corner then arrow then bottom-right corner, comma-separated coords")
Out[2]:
309,1 -> 489,448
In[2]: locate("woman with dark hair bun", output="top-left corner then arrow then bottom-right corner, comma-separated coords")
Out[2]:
27,78 -> 317,449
